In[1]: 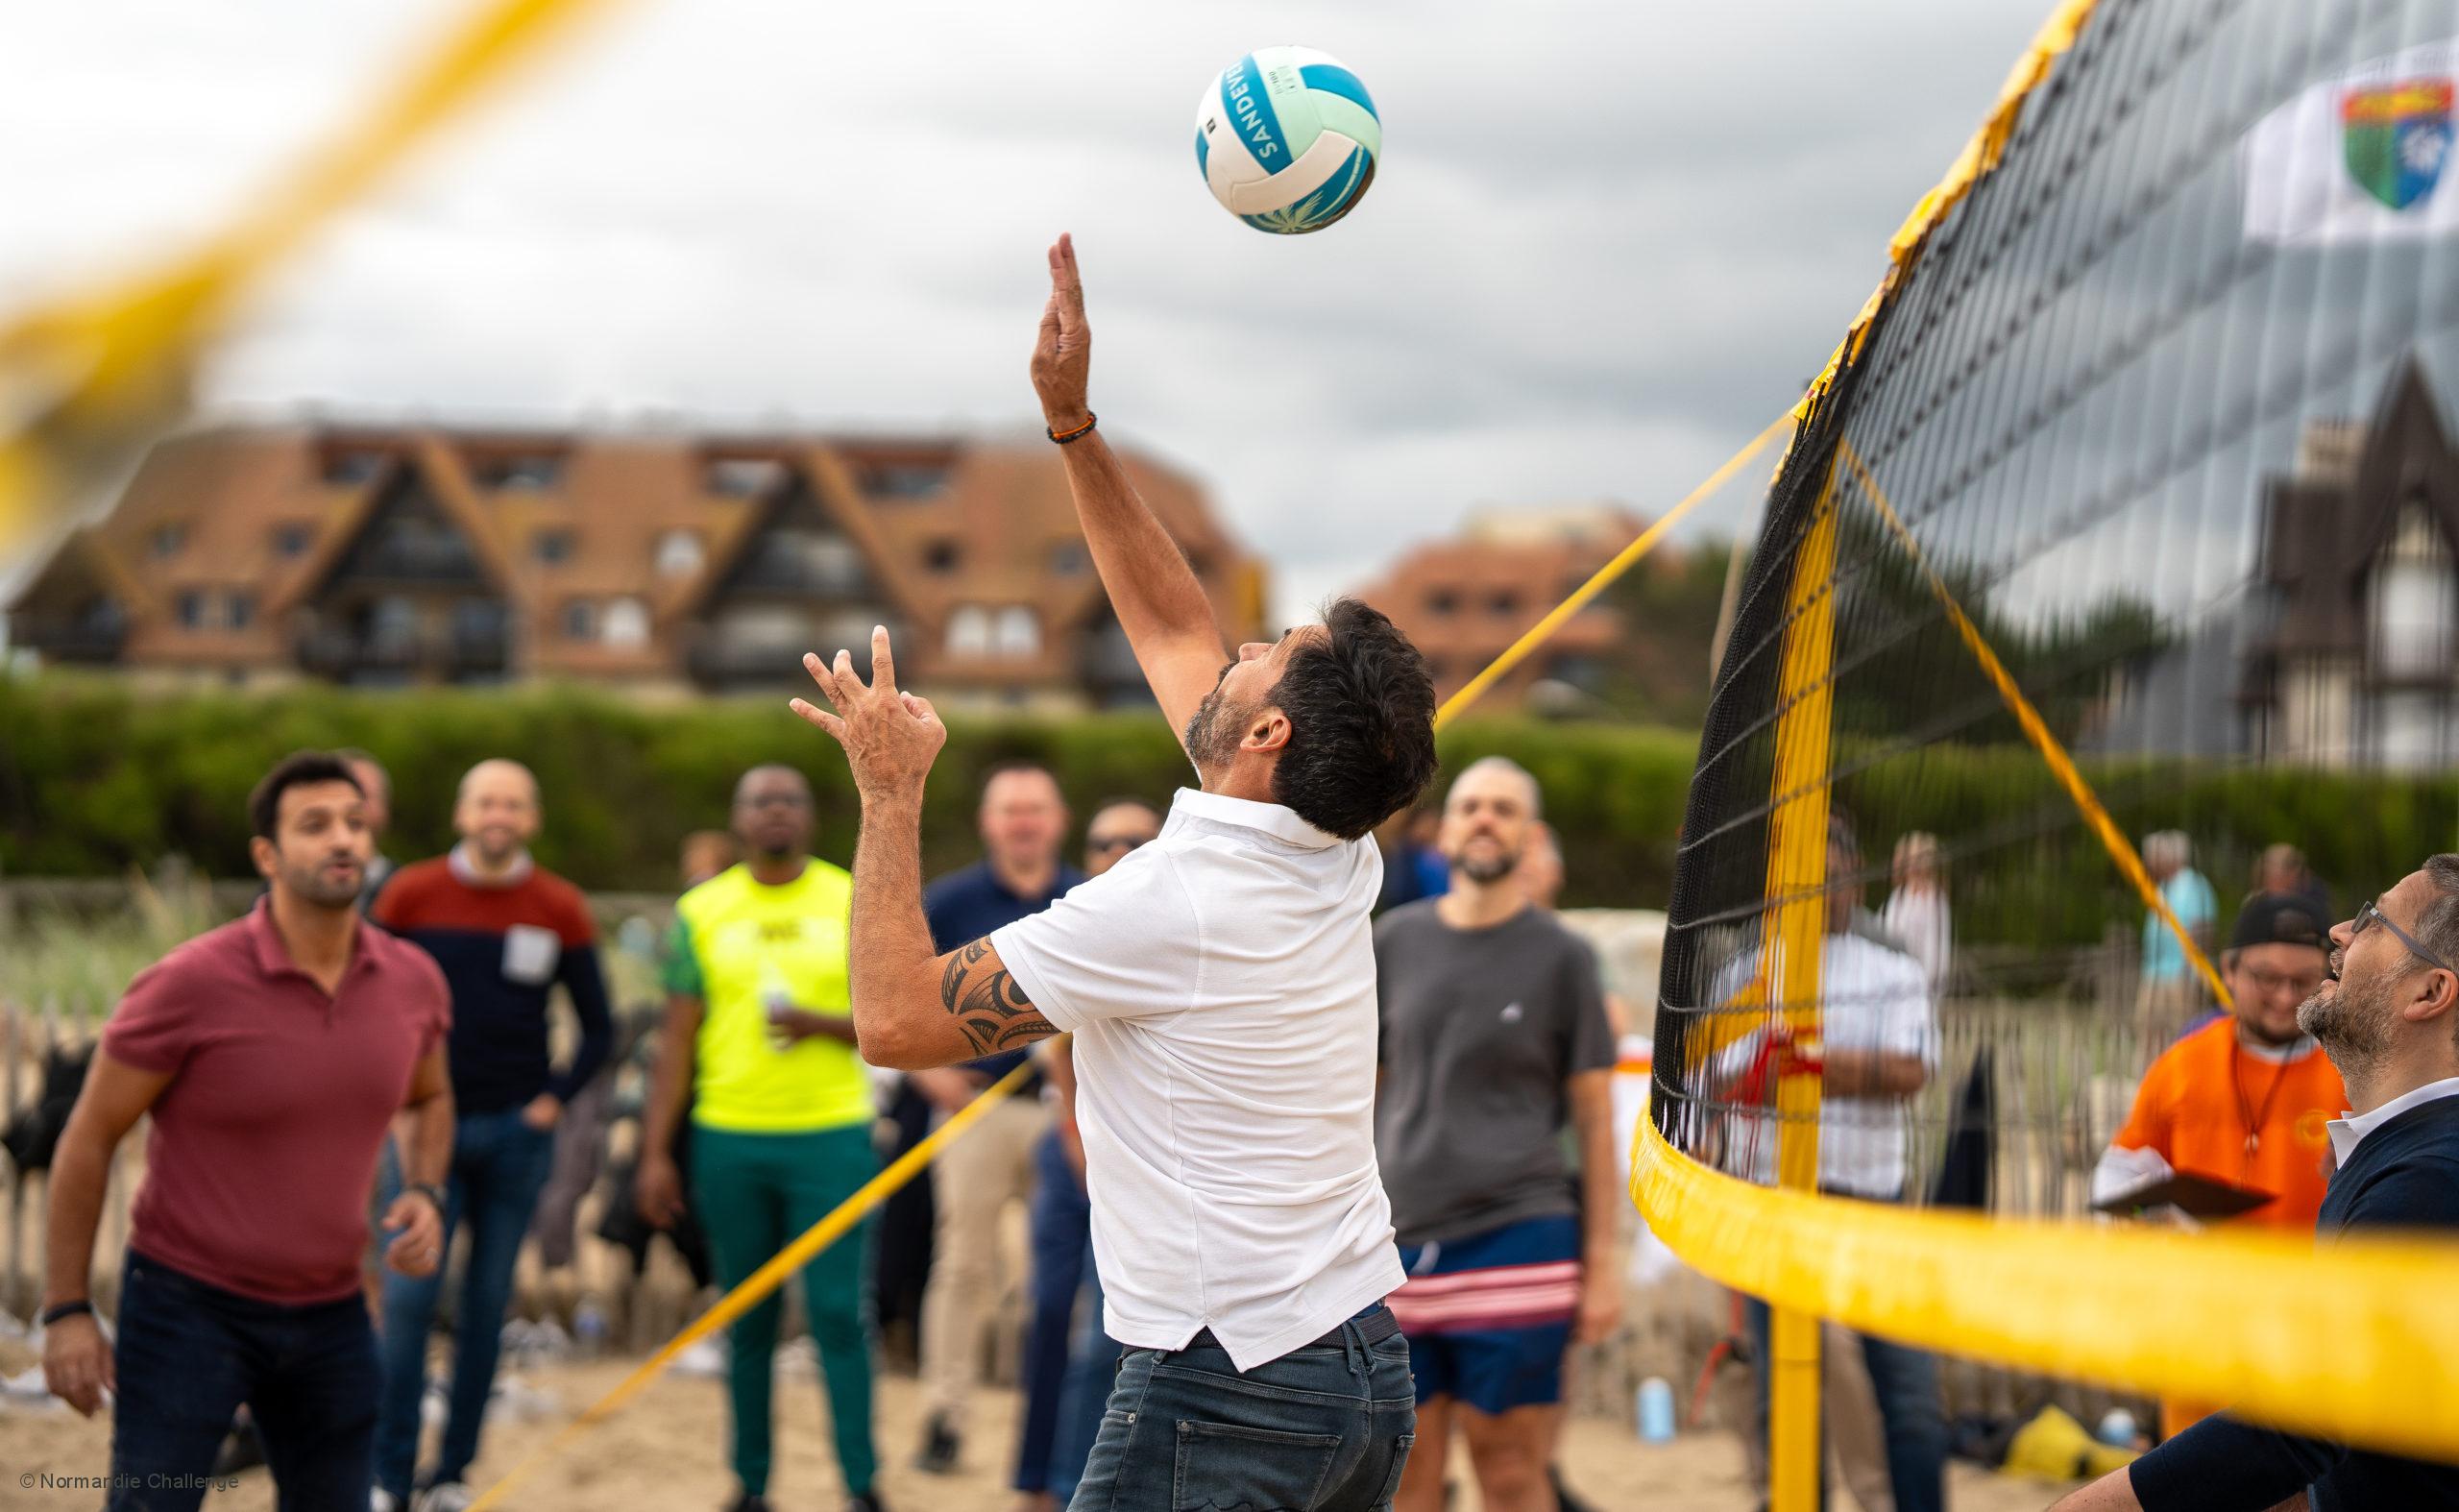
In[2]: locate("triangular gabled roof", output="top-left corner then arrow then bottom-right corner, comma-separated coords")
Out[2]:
274,439 -> 516,615
671,444 -> 928,633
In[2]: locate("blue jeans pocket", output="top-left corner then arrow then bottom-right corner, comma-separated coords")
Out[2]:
1368,1432 -> 1416,1510
1172,1419 -> 1343,1511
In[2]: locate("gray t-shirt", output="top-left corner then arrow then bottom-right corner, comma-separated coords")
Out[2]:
1374,899 -> 1616,1245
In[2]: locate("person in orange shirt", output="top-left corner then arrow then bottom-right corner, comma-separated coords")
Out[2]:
2091,890 -> 2343,1438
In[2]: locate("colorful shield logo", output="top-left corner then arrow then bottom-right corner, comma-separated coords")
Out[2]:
2343,77 -> 2454,210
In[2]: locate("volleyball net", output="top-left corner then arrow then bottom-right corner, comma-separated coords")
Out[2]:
1645,0 -> 2459,1491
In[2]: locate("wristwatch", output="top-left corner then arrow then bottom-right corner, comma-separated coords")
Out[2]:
406,1182 -> 447,1214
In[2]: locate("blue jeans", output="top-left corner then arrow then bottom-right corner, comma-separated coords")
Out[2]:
1047,1256 -> 1119,1505
110,1250 -> 377,1511
375,1107 -> 554,1498
1017,1129 -> 1091,1493
1744,1297 -> 1946,1512
1068,1305 -> 1415,1512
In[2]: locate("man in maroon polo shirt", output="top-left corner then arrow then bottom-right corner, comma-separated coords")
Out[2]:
41,751 -> 455,1511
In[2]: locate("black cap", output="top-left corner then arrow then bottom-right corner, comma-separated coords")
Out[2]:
2230,891 -> 2328,953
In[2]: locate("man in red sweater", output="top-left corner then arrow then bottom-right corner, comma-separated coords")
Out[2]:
42,751 -> 453,1510
370,758 -> 613,1512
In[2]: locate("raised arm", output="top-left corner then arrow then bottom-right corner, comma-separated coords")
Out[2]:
1031,233 -> 1230,744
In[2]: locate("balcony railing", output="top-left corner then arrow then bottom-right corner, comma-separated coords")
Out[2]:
295,626 -> 508,679
10,618 -> 126,664
687,640 -> 810,688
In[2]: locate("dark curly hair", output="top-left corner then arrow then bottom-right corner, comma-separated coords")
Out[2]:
248,751 -> 365,841
1268,597 -> 1439,841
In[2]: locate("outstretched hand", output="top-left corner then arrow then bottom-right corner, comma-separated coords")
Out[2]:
1031,232 -> 1092,430
791,625 -> 946,804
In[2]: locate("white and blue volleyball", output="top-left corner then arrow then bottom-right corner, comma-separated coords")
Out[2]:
1195,47 -> 1380,234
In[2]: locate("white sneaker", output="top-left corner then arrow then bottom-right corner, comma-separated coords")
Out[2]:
413,1482 -> 476,1512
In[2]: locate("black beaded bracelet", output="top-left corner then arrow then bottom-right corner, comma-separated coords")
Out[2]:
1047,411 -> 1098,445
39,1299 -> 93,1328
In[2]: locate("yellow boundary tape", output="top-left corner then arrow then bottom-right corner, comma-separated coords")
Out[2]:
1433,413 -> 1795,729
1837,441 -> 2233,1011
464,1061 -> 1033,1511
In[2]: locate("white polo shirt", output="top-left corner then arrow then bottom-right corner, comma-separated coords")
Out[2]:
990,788 -> 1404,1370
1712,932 -> 1938,1199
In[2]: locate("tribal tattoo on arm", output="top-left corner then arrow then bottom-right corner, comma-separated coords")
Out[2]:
937,939 -> 1059,1057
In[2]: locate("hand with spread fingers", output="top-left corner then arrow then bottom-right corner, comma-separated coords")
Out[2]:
791,624 -> 946,803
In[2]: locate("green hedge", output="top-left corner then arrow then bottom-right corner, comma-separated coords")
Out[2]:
0,676 -> 1694,902
2,675 -> 2450,934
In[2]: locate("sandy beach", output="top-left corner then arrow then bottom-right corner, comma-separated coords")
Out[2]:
0,1348 -> 2082,1512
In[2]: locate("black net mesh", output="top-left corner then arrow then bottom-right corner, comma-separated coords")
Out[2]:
1656,0 -> 2459,1223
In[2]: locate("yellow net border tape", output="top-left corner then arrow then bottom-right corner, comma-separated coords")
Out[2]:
1630,1114 -> 2459,1460
0,0 -> 623,554
1792,0 -> 2101,422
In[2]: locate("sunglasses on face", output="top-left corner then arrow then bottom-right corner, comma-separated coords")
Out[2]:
1088,834 -> 1149,854
2352,900 -> 2455,974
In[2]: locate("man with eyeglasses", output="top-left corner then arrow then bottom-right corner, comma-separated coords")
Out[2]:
2090,892 -> 2345,1440
1010,798 -> 1161,1511
637,765 -> 885,1512
2056,856 -> 2459,1511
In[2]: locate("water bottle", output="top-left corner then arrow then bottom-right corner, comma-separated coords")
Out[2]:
1637,1376 -> 1676,1443
573,1300 -> 608,1358
2097,1407 -> 2138,1448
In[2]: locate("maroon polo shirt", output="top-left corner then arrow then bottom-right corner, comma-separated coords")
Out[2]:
102,898 -> 450,1305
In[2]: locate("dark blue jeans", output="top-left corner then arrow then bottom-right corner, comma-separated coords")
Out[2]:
1068,1305 -> 1415,1512
110,1250 -> 377,1511
1017,1129 -> 1094,1493
1047,1256 -> 1119,1505
1744,1296 -> 1946,1512
375,1107 -> 554,1498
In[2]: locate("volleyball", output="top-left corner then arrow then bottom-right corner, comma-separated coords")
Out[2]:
1195,46 -> 1380,234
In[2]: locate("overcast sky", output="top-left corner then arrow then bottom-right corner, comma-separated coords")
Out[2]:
0,0 -> 2057,621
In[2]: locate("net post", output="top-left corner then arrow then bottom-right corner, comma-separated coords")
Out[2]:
1764,469 -> 1841,1510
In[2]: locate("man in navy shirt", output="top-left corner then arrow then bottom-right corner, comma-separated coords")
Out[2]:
2054,854 -> 2459,1512
910,762 -> 1083,1475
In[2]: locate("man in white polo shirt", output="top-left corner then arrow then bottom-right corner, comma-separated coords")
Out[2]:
788,232 -> 1441,1512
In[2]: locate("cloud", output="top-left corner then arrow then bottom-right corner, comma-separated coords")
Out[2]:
0,0 -> 2060,623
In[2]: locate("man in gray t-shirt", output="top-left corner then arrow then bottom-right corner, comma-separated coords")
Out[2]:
1374,757 -> 1619,1512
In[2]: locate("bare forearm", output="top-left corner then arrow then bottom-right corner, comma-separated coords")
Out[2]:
1824,1049 -> 1927,1098
848,793 -> 942,1064
402,1089 -> 452,1189
1059,436 -> 1218,648
642,1004 -> 697,1161
1570,1075 -> 1620,1264
42,1137 -> 111,1306
1578,1109 -> 1620,1265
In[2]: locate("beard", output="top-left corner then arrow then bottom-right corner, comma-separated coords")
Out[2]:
1455,841 -> 1522,885
283,857 -> 363,911
2299,970 -> 2392,1082
1182,681 -> 1251,775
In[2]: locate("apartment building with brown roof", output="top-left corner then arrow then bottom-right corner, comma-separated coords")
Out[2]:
6,422 -> 1265,708
1356,503 -> 1655,711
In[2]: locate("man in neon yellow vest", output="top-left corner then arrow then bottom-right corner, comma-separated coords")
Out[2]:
638,764 -> 883,1512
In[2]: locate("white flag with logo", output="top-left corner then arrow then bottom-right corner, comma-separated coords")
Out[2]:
2243,37 -> 2459,245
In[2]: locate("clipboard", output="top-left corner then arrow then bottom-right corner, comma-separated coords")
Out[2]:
2092,1171 -> 2276,1220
